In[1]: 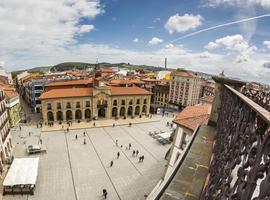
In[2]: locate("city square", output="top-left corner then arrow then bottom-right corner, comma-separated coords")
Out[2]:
4,115 -> 173,200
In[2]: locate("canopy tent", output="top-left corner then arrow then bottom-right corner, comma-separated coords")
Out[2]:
3,158 -> 39,187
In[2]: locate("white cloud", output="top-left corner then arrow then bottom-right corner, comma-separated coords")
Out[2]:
165,14 -> 203,34
133,38 -> 139,43
205,34 -> 256,52
153,18 -> 161,23
0,61 -> 5,67
112,17 -> 117,21
206,0 -> 270,8
205,34 -> 257,64
0,0 -> 269,84
263,41 -> 270,49
205,42 -> 219,49
165,43 -> 174,48
149,37 -> 163,45
0,0 -> 103,52
78,25 -> 95,34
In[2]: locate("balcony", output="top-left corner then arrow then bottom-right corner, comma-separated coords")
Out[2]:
147,77 -> 270,200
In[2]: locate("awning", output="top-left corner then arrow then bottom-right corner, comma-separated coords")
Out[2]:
3,158 -> 39,186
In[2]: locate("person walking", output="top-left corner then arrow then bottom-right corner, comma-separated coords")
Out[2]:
110,160 -> 114,167
115,139 -> 118,146
141,155 -> 144,162
83,132 -> 86,137
40,139 -> 42,145
139,156 -> 142,163
128,143 -> 131,150
19,126 -> 21,131
83,138 -> 86,145
113,123 -> 115,127
75,134 -> 78,140
93,122 -> 96,127
117,152 -> 120,159
132,150 -> 135,157
136,150 -> 139,157
103,189 -> 107,199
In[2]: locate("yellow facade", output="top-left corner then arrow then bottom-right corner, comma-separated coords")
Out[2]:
41,87 -> 151,123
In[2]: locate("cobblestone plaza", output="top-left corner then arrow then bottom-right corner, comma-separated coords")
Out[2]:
4,115 -> 173,200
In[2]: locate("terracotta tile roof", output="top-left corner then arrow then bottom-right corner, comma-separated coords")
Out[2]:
100,68 -> 114,73
0,83 -> 12,90
109,79 -> 145,85
171,69 -> 198,78
141,78 -> 158,82
47,79 -> 93,86
40,87 -> 93,99
173,105 -> 211,131
0,83 -> 19,99
200,95 -> 215,103
110,86 -> 152,96
5,89 -> 19,100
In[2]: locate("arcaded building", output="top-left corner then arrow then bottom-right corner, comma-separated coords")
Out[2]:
39,80 -> 152,123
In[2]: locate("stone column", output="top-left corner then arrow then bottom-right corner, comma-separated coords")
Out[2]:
63,109 -> 66,122
82,109 -> 85,120
72,110 -> 76,121
53,110 -> 57,122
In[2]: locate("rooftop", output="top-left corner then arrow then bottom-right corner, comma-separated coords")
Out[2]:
171,69 -> 198,78
46,79 -> 93,87
0,83 -> 19,99
110,86 -> 152,96
200,95 -> 215,103
173,105 -> 211,131
40,86 -> 151,99
40,87 -> 93,99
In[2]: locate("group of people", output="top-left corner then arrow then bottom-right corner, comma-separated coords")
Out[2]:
103,140 -> 146,199
75,132 -> 87,145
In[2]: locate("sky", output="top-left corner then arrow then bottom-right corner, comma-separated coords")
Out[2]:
1,0 -> 270,83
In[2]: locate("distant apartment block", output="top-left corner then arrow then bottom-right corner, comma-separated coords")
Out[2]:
152,81 -> 169,108
168,69 -> 201,110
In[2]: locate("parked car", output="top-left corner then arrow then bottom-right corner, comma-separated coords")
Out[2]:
27,145 -> 46,154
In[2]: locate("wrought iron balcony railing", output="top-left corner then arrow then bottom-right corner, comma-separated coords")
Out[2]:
202,85 -> 270,200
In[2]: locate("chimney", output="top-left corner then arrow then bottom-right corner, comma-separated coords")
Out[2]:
165,57 -> 167,69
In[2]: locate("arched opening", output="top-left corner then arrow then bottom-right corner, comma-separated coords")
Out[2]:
0,152 -> 4,165
112,107 -> 117,117
142,105 -> 147,114
75,110 -> 82,120
120,107 -> 125,116
150,106 -> 155,114
9,138 -> 12,149
66,110 -> 73,121
98,108 -> 106,118
47,111 -> 54,121
135,106 -> 140,115
5,147 -> 8,157
127,106 -> 133,116
85,109 -> 91,119
7,142 -> 10,152
56,111 -> 63,121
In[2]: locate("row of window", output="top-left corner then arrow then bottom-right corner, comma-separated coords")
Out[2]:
48,101 -> 91,110
47,99 -> 148,110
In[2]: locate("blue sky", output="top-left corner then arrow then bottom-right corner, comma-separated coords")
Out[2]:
0,0 -> 270,83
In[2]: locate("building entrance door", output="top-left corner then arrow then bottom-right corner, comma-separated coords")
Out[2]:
98,108 -> 106,118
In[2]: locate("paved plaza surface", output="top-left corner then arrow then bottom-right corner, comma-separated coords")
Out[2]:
4,115 -> 173,200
